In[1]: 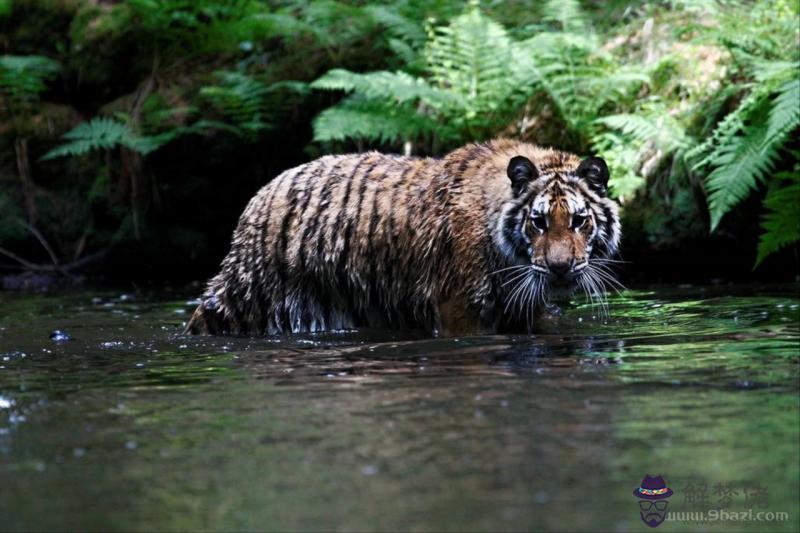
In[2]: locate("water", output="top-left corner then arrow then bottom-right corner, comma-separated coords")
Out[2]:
0,285 -> 798,531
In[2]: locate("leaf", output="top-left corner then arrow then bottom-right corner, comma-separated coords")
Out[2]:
598,113 -> 689,152
196,71 -> 307,140
0,55 -> 60,107
312,97 -> 442,144
311,69 -> 448,106
756,170 -> 800,265
705,119 -> 779,230
41,117 -> 173,159
766,77 -> 800,143
701,68 -> 800,230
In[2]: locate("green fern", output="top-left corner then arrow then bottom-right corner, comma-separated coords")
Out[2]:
42,117 -> 175,160
593,110 -> 689,199
756,166 -> 800,265
363,4 -> 427,68
199,71 -> 271,137
311,69 -> 449,107
198,71 -> 307,140
542,0 -> 588,34
765,77 -> 800,143
694,62 -> 800,230
0,55 -> 60,110
704,117 -> 778,230
598,112 -> 689,153
591,131 -> 645,200
313,96 -> 443,144
424,7 -> 528,115
521,31 -> 645,133
685,88 -> 761,168
120,0 -> 273,55
312,6 -> 548,146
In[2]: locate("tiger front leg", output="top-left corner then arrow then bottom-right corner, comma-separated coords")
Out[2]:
435,297 -> 494,337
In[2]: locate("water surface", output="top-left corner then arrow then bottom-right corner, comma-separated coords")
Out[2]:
0,285 -> 798,531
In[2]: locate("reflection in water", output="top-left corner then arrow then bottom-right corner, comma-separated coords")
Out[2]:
0,286 -> 798,531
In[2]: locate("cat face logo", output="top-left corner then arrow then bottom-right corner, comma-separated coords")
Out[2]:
633,475 -> 673,528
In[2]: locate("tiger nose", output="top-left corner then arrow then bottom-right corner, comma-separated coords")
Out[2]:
548,260 -> 571,278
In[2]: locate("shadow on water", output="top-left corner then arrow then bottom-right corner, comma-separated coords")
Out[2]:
0,285 -> 798,531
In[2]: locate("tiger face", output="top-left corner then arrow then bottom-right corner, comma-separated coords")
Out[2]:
497,154 -> 621,311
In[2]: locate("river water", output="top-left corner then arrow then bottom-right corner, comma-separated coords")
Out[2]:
0,285 -> 798,531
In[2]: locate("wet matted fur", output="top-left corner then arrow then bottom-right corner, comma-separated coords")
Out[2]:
187,139 -> 621,336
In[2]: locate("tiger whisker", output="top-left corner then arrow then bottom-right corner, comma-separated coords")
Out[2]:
501,267 -> 534,287
489,264 -> 532,276
586,263 -> 625,294
579,268 -> 609,318
587,265 -> 622,285
589,258 -> 628,264
504,274 -> 530,315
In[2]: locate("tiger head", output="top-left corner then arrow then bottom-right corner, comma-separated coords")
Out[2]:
496,153 -> 622,311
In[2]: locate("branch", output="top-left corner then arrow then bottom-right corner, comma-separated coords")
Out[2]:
0,246 -> 107,275
17,220 -> 59,266
0,246 -> 41,270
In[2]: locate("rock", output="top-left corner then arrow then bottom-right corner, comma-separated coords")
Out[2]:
49,330 -> 72,342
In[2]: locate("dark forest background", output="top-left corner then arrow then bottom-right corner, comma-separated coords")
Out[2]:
1,0 -> 798,287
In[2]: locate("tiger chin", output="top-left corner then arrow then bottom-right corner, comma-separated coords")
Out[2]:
186,139 -> 621,337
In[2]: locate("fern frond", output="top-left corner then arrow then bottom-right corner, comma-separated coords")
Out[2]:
598,113 -> 689,152
697,58 -> 798,230
756,167 -> 800,265
542,0 -> 588,34
310,6 -> 544,147
199,71 -> 270,127
311,69 -> 449,107
704,118 -> 781,229
197,71 -> 308,139
686,86 -> 763,169
363,4 -> 426,49
766,77 -> 800,142
591,131 -> 645,200
42,117 -> 172,159
312,97 -> 442,144
425,7 -> 520,111
520,32 -> 642,130
0,55 -> 60,107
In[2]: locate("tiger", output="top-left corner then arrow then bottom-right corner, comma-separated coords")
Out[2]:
185,138 -> 621,336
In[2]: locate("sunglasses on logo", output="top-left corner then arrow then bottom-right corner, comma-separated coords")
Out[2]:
639,500 -> 668,511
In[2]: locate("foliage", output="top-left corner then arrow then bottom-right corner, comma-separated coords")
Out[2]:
0,55 -> 60,111
594,109 -> 690,199
690,64 -> 800,230
312,3 -> 648,151
72,0 -> 273,56
1,0 -> 798,276
42,117 -> 176,159
595,0 -> 800,263
757,162 -> 800,266
198,72 -> 308,140
312,6 -> 545,146
312,2 -> 647,183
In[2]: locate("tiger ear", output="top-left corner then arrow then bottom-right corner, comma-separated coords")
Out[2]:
507,156 -> 539,195
577,157 -> 609,195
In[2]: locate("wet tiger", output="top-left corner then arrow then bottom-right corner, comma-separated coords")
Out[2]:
186,138 -> 621,336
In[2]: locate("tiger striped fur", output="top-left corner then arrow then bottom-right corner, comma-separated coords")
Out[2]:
186,139 -> 621,336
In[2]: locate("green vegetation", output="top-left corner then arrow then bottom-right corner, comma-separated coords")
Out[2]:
0,0 -> 798,279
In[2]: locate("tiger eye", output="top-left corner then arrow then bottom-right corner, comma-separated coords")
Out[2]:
531,215 -> 547,231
